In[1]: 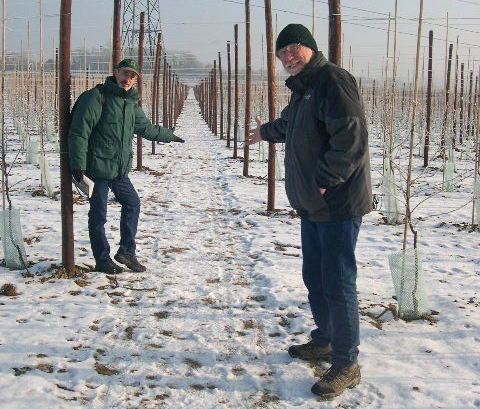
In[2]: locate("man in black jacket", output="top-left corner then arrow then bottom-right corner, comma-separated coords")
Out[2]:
247,24 -> 372,399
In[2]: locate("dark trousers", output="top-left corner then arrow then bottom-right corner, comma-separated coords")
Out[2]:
88,176 -> 140,263
301,216 -> 362,368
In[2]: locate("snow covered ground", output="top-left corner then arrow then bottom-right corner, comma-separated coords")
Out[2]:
0,92 -> 479,409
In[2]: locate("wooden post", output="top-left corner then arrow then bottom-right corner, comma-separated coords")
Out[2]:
213,60 -> 217,136
382,13 -> 391,173
152,32 -> 161,155
1,0 -> 5,209
233,24 -> 239,159
441,42 -> 453,153
389,0 -> 399,177
112,0 -> 121,71
243,0 -> 251,176
219,52 -> 224,140
169,71 -> 174,129
452,37 -> 459,148
473,66 -> 480,227
460,63 -> 465,145
424,30 -> 433,167
467,70 -> 474,139
227,41 -> 232,147
136,12 -> 145,170
208,70 -> 212,132
83,37 -> 87,90
163,56 -> 167,129
403,0 -> 424,251
265,0 -> 276,211
59,0 -> 75,273
328,0 -> 341,65
312,0 -> 315,37
205,76 -> 209,123
54,47 -> 59,132
371,79 -> 376,124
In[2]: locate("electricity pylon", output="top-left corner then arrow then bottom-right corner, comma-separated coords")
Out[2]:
122,0 -> 163,67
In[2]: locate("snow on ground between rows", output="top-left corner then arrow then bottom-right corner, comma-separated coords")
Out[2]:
0,91 -> 479,409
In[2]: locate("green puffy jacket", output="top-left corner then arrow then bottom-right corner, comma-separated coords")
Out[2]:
68,76 -> 174,180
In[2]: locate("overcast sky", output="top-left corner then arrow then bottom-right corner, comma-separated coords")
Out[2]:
5,0 -> 480,84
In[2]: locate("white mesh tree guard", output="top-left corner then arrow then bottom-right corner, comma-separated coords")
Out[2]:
237,127 -> 245,143
38,152 -> 55,198
389,248 -> 430,319
418,136 -> 424,158
0,208 -> 28,270
45,121 -> 55,141
382,163 -> 402,224
446,144 -> 456,171
474,179 -> 480,228
28,140 -> 39,165
445,162 -> 455,192
275,150 -> 283,180
259,140 -> 268,162
24,133 -> 30,154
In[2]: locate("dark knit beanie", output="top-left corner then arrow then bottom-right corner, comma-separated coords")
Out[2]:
276,24 -> 318,54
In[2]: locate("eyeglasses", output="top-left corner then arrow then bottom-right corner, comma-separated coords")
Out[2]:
276,43 -> 302,59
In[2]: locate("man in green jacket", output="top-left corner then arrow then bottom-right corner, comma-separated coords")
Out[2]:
69,58 -> 184,274
247,25 -> 371,399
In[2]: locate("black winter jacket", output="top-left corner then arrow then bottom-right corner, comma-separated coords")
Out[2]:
260,52 -> 372,221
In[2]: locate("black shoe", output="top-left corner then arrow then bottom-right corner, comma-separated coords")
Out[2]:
95,259 -> 124,274
288,340 -> 332,361
311,360 -> 361,399
114,252 -> 147,272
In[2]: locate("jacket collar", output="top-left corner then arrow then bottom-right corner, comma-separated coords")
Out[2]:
104,76 -> 140,101
285,51 -> 328,94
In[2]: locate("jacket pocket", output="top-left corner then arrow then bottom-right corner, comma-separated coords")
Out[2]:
88,145 -> 118,179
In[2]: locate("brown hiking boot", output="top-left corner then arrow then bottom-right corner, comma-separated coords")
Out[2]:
114,252 -> 147,272
95,259 -> 124,274
311,360 -> 361,399
288,341 -> 332,361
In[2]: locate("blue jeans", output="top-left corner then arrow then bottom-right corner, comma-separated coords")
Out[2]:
88,176 -> 140,263
301,216 -> 362,367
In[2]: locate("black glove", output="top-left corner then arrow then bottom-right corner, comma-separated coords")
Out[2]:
172,135 -> 185,143
72,169 -> 84,182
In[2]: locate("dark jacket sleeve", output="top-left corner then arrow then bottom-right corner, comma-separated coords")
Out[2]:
134,104 -> 174,142
315,71 -> 369,188
260,105 -> 288,143
68,89 -> 103,171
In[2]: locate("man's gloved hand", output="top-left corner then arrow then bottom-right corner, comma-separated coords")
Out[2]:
72,169 -> 84,182
172,135 -> 185,143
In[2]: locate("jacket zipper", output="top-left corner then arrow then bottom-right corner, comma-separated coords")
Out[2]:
119,98 -> 126,177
